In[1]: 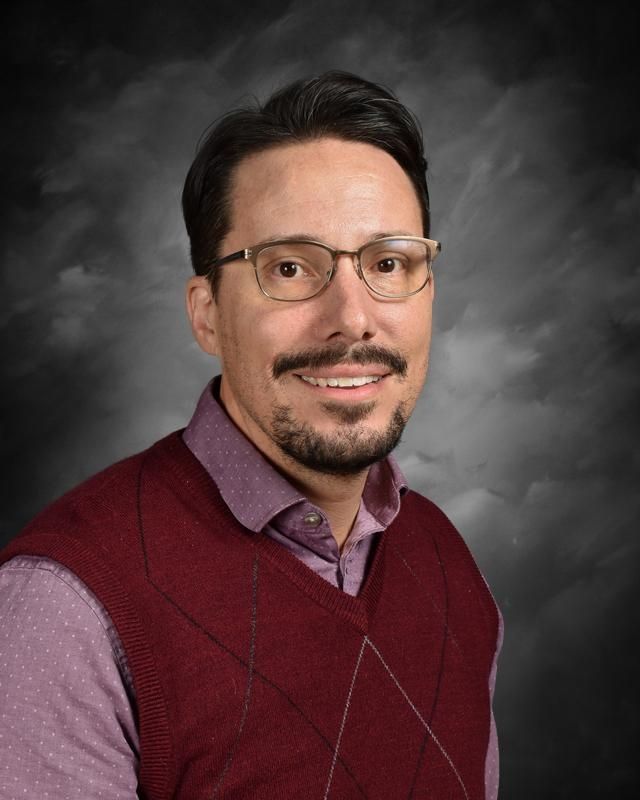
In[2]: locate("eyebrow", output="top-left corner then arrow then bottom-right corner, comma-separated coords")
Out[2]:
258,231 -> 417,245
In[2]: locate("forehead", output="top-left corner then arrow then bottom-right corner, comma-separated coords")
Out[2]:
225,137 -> 423,246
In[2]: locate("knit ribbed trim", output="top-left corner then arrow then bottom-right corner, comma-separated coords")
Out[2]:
148,431 -> 388,633
0,532 -> 172,799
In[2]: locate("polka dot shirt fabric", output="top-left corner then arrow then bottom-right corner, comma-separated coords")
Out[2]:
0,556 -> 139,799
182,377 -> 409,596
0,377 -> 501,797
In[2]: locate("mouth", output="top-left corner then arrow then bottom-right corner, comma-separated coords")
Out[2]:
293,370 -> 390,399
272,344 -> 407,383
298,374 -> 383,388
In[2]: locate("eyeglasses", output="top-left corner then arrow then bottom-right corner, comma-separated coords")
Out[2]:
204,235 -> 441,301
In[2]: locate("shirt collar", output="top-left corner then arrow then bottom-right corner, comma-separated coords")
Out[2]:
182,376 -> 408,533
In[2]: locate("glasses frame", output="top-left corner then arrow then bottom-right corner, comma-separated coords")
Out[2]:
204,235 -> 442,301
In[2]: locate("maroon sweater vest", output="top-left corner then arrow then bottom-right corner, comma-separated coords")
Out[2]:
1,432 -> 499,800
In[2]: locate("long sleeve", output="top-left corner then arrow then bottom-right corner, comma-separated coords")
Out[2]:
0,556 -> 139,799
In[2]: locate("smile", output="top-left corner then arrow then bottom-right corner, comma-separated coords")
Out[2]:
299,375 -> 383,388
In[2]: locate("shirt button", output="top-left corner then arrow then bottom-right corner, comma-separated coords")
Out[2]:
303,512 -> 322,527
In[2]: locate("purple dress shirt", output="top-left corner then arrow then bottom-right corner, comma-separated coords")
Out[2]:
0,378 -> 501,798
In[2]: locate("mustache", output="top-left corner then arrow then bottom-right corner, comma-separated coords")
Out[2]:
272,343 -> 408,380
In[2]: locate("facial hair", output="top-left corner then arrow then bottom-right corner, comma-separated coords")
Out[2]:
239,341 -> 412,475
270,399 -> 409,476
272,342 -> 407,380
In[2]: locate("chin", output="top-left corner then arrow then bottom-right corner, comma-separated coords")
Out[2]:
270,402 -> 409,476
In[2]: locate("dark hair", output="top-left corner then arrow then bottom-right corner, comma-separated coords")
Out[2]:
182,70 -> 430,295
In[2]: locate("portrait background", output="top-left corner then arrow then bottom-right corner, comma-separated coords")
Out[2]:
2,0 -> 639,796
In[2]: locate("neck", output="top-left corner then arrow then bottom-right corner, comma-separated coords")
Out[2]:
219,384 -> 368,551
281,465 -> 368,552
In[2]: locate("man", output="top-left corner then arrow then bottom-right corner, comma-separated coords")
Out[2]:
0,72 -> 501,799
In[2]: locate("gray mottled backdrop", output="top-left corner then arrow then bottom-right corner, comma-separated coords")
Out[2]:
2,0 -> 639,796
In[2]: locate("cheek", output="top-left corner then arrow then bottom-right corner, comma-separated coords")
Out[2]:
402,311 -> 433,380
214,311 -> 253,381
256,308 -> 312,354
388,300 -> 432,351
218,307 -> 303,379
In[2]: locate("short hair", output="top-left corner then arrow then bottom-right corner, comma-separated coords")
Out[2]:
182,70 -> 430,295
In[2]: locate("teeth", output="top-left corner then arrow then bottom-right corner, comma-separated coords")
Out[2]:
299,375 -> 382,388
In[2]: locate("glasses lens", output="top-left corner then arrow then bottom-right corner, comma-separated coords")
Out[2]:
255,243 -> 333,300
360,238 -> 432,296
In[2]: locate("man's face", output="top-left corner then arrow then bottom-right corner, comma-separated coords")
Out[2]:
193,137 -> 434,476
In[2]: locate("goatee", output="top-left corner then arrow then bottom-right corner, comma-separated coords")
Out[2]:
270,401 -> 409,476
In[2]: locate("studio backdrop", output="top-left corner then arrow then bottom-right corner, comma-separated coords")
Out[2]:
2,1 -> 639,797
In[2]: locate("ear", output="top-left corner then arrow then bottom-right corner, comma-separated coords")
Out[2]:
185,275 -> 220,356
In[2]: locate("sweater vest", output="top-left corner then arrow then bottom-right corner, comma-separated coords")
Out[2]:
1,432 -> 500,800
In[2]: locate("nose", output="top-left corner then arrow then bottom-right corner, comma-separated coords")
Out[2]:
315,253 -> 378,342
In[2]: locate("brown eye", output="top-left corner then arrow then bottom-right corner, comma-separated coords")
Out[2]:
277,261 -> 302,278
376,258 -> 400,274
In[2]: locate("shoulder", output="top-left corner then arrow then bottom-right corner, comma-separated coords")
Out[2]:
0,431 -> 201,622
399,488 -> 488,573
0,555 -> 133,683
1,431 -> 188,557
0,555 -> 139,796
396,489 -> 468,545
395,489 -> 501,634
32,431 -> 183,521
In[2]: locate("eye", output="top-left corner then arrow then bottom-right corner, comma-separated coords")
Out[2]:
257,245 -> 329,287
375,257 -> 404,274
275,261 -> 305,279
